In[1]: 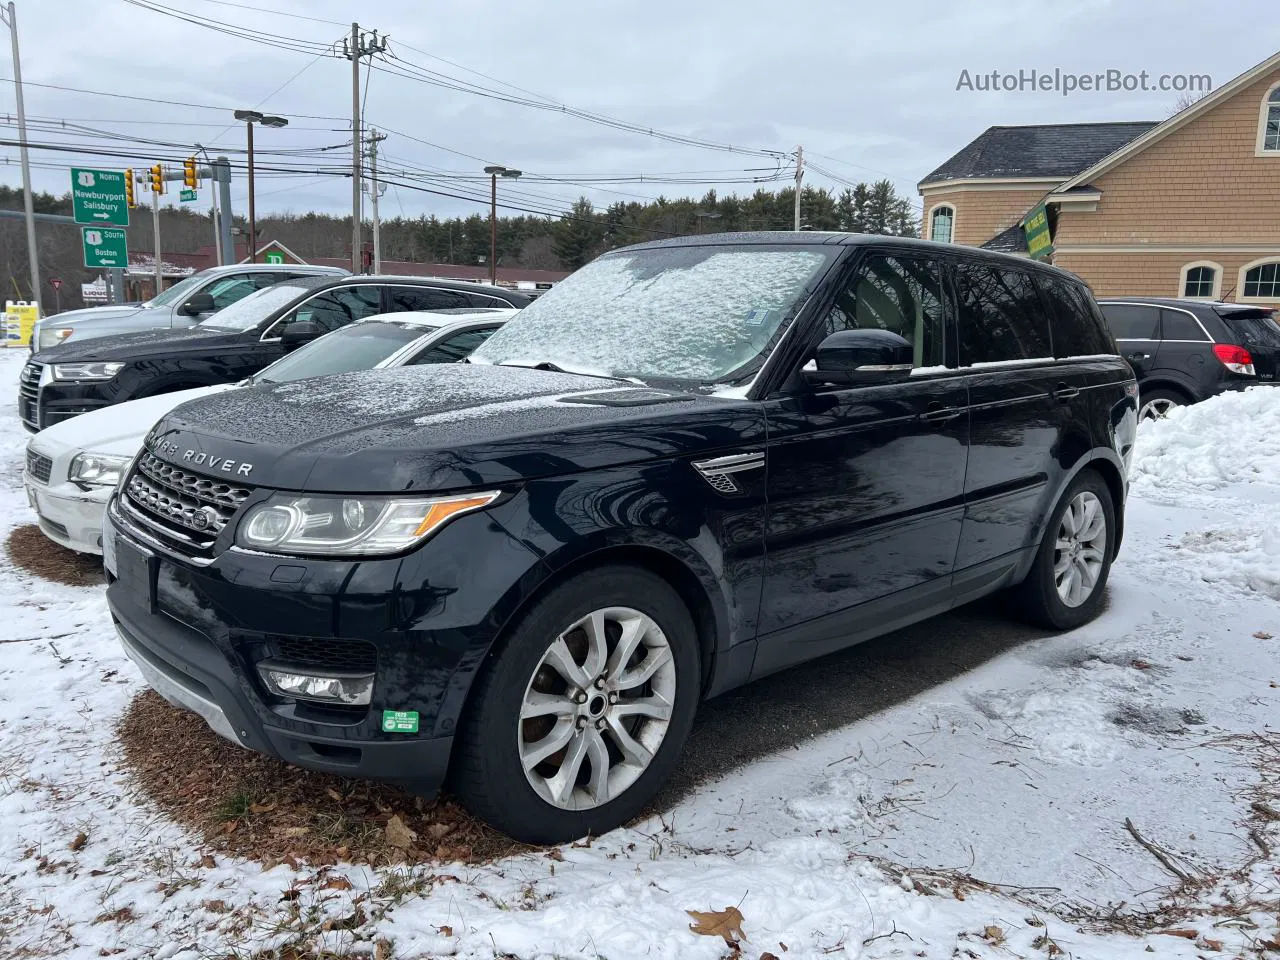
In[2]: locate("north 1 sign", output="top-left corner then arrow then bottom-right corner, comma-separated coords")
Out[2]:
71,168 -> 130,227
81,227 -> 129,268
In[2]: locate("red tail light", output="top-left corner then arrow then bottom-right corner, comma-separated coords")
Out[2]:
1213,343 -> 1255,375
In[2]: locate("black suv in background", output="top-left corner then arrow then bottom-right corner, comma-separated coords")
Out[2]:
1098,297 -> 1280,420
20,276 -> 531,431
104,233 -> 1136,844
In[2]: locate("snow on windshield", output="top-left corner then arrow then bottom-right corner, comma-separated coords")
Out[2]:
472,248 -> 830,382
199,282 -> 318,330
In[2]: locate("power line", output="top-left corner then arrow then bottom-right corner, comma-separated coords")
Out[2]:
179,0 -> 346,26
119,0 -> 338,56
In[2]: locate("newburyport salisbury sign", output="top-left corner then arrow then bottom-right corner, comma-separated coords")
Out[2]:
71,168 -> 130,228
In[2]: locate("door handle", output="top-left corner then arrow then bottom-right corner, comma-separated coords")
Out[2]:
1125,352 -> 1150,362
920,402 -> 962,422
1051,384 -> 1081,402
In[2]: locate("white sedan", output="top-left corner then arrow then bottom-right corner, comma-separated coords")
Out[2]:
23,308 -> 515,554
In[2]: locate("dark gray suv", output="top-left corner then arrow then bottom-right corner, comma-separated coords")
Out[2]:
1098,297 -> 1280,420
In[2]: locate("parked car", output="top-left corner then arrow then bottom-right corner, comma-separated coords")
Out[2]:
1097,297 -> 1280,420
19,276 -> 531,431
103,233 -> 1136,844
32,263 -> 349,352
24,308 -> 515,555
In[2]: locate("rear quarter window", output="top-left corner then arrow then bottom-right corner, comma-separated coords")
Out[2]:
1159,309 -> 1210,342
1037,277 -> 1115,358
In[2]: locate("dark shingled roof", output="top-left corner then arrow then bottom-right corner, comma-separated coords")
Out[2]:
920,122 -> 1158,186
981,223 -> 1029,254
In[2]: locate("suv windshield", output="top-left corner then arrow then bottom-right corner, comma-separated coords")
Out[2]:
200,278 -> 329,330
145,273 -> 208,309
471,245 -> 835,383
255,320 -> 429,384
1220,309 -> 1280,347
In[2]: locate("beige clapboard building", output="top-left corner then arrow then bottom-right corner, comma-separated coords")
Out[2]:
918,51 -> 1280,307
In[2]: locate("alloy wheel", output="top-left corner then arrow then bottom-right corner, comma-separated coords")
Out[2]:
1054,491 -> 1107,608
518,606 -> 676,810
1139,397 -> 1178,422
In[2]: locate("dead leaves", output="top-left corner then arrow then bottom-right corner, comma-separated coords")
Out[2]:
687,905 -> 747,945
1253,631 -> 1273,640
384,814 -> 417,851
68,831 -> 88,852
982,925 -> 1006,945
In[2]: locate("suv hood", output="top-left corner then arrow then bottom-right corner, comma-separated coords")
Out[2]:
34,324 -> 247,362
145,364 -> 759,492
39,305 -> 148,327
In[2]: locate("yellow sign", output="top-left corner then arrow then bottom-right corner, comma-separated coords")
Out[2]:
3,300 -> 39,349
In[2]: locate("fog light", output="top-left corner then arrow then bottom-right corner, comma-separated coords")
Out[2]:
258,661 -> 374,706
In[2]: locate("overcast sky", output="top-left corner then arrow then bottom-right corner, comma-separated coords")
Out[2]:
2,0 -> 1275,226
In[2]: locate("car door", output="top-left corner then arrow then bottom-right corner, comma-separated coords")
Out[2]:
1098,303 -> 1162,379
952,260 -> 1075,580
1151,306 -> 1213,395
753,251 -> 968,675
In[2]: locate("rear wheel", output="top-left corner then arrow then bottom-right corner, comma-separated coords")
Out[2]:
1014,471 -> 1115,630
1138,388 -> 1184,422
453,566 -> 700,844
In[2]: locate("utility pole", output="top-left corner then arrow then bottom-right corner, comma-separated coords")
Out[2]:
366,129 -> 386,273
214,157 -> 233,264
793,145 -> 804,232
151,180 -> 163,298
3,2 -> 39,306
343,24 -> 386,273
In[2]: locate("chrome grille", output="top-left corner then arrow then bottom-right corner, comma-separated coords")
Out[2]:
25,448 -> 52,484
124,453 -> 252,548
18,361 -> 41,430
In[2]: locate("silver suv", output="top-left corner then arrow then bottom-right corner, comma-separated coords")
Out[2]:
33,263 -> 348,352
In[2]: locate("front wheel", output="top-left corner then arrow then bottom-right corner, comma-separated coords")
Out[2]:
452,566 -> 700,844
1014,471 -> 1115,630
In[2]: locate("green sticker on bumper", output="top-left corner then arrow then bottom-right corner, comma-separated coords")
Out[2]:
382,710 -> 420,734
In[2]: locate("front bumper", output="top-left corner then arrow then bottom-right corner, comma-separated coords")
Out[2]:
103,494 -> 544,790
24,478 -> 110,554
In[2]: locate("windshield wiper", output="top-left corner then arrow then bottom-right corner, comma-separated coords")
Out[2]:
497,360 -> 615,379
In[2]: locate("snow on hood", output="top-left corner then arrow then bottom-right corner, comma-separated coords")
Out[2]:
36,304 -> 147,328
28,385 -> 234,459
34,324 -> 241,361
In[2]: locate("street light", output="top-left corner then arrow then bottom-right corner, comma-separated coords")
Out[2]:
483,165 -> 522,285
233,109 -> 288,263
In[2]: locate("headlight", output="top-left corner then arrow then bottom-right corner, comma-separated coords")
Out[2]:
69,453 -> 131,487
52,362 -> 124,381
236,491 -> 500,557
39,328 -> 75,350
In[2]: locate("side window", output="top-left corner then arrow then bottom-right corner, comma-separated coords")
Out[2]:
954,264 -> 1052,365
1037,277 -> 1114,358
825,255 -> 945,368
466,293 -> 513,308
408,328 -> 497,365
1099,304 -> 1159,340
203,274 -> 270,310
386,286 -> 472,312
1160,309 -> 1209,342
283,285 -> 383,334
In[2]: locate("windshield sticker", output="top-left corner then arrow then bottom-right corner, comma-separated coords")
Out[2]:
744,308 -> 770,327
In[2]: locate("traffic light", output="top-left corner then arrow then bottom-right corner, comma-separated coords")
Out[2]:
150,163 -> 164,193
183,156 -> 197,190
124,169 -> 136,207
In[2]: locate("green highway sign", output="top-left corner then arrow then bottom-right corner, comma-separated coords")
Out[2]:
1024,202 -> 1053,261
81,227 -> 128,268
71,168 -> 130,227
180,188 -> 197,202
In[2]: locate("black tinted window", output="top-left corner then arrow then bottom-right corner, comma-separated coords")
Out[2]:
467,292 -> 514,308
1160,309 -> 1209,341
409,328 -> 496,365
1222,311 -> 1280,347
1100,304 -> 1159,340
388,286 -> 472,312
1038,277 -> 1114,358
286,285 -> 383,333
955,264 -> 1052,365
825,255 -> 945,368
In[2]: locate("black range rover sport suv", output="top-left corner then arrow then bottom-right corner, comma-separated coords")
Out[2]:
104,234 -> 1136,843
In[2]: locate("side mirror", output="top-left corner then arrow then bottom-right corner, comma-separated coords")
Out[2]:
803,329 -> 914,388
181,292 -> 216,317
280,319 -> 324,350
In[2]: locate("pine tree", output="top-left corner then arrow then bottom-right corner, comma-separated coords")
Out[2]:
553,197 -> 605,270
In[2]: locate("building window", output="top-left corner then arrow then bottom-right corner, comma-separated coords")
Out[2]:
929,205 -> 955,243
1242,261 -> 1280,300
1179,262 -> 1220,299
1260,84 -> 1280,153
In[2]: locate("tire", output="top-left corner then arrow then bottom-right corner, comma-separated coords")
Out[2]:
1014,470 -> 1116,630
452,565 -> 701,844
1138,387 -> 1185,422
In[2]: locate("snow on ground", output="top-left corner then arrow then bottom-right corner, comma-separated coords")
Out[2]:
0,344 -> 1277,959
